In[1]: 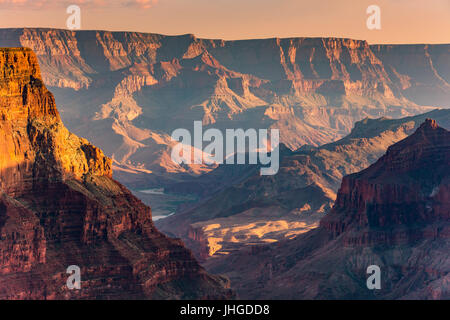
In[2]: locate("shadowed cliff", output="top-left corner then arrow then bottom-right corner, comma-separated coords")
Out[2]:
206,119 -> 450,299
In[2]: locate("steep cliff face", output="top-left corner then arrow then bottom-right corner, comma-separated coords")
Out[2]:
0,48 -> 232,299
205,38 -> 398,97
206,119 -> 450,299
321,119 -> 450,241
0,48 -> 110,194
1,29 -> 445,189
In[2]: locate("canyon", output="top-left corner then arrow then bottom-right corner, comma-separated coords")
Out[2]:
205,119 -> 450,299
0,28 -> 448,300
157,109 -> 450,260
0,28 -> 448,189
0,47 -> 232,299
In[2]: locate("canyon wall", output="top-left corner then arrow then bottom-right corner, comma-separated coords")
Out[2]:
0,47 -> 232,299
0,29 -> 447,188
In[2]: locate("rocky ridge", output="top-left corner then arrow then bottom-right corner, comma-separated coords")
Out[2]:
1,29 -> 447,188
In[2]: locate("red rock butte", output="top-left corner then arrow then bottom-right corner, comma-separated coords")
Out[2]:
206,119 -> 450,299
323,117 -> 450,238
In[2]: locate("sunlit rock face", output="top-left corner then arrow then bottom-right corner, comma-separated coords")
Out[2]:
0,48 -> 233,300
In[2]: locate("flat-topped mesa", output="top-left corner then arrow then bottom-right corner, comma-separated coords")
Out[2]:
0,29 -> 396,96
321,119 -> 450,241
0,48 -> 111,195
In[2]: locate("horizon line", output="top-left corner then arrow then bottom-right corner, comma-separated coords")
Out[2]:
1,27 -> 449,46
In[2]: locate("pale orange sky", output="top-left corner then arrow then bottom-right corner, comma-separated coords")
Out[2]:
0,0 -> 449,44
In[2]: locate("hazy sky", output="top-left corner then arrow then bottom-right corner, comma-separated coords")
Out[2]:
0,0 -> 449,43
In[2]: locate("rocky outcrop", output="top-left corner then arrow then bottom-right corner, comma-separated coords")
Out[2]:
0,48 -> 232,300
321,119 -> 450,241
205,119 -> 450,299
